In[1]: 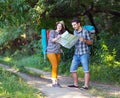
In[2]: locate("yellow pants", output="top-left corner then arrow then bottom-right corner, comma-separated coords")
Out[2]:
47,53 -> 61,78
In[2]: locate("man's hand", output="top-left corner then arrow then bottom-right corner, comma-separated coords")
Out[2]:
79,37 -> 85,42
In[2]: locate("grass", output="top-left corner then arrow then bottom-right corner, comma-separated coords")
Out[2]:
18,65 -> 42,77
0,54 -> 120,85
88,87 -> 120,98
78,81 -> 120,98
0,54 -> 120,98
0,67 -> 44,98
0,54 -> 51,70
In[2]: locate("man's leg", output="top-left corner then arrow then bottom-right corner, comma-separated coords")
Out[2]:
81,54 -> 90,89
68,55 -> 80,88
84,72 -> 90,87
72,72 -> 78,86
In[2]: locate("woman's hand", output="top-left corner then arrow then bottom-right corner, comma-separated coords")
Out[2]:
56,35 -> 61,39
52,35 -> 61,42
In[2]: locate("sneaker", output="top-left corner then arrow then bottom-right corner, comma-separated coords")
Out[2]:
80,86 -> 88,90
68,84 -> 79,88
52,83 -> 61,88
57,83 -> 61,87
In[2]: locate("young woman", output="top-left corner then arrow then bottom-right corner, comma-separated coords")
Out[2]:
47,21 -> 65,87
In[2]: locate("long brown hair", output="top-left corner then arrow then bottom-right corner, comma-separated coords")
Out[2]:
55,23 -> 66,34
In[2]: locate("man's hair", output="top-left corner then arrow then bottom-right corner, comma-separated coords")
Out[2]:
71,18 -> 80,23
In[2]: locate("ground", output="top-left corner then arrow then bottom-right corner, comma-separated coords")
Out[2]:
0,64 -> 120,98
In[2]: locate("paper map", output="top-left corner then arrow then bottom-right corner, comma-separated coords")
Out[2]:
56,31 -> 79,49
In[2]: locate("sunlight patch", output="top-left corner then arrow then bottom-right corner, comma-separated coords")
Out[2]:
3,57 -> 12,62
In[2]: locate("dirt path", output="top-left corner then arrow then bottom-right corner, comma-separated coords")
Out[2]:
0,64 -> 120,98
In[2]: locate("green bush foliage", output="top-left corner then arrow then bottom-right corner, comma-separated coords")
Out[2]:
0,0 -> 120,85
90,32 -> 120,84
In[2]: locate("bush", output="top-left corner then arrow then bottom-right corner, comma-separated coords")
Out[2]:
90,32 -> 120,85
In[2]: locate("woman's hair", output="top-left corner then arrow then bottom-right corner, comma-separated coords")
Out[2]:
55,22 -> 66,34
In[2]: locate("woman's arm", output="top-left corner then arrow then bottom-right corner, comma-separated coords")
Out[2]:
52,35 -> 61,42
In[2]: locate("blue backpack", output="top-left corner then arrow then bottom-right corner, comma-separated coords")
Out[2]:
83,25 -> 95,53
83,25 -> 95,40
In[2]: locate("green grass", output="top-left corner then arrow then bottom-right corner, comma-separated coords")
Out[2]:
0,54 -> 51,70
88,86 -> 120,98
90,63 -> 120,85
0,54 -> 120,98
0,67 -> 44,98
18,65 -> 42,77
0,54 -> 120,85
77,81 -> 120,98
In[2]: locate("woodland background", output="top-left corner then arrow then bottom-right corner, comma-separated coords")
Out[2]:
0,0 -> 120,85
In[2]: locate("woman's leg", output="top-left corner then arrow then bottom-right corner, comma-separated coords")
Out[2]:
56,54 -> 61,65
47,53 -> 60,84
56,54 -> 61,83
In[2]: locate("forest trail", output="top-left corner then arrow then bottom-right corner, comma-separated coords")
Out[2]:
0,64 -> 119,98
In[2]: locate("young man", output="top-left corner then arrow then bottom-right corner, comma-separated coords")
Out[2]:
68,18 -> 93,90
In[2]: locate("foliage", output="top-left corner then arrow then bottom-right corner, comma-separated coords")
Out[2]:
0,0 -> 120,55
59,59 -> 71,75
0,26 -> 24,45
90,32 -> 120,85
0,0 -> 120,85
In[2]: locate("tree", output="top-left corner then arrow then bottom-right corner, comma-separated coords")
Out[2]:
36,0 -> 120,35
0,0 -> 120,54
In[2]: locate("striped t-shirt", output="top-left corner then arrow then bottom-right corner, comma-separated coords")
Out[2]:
74,28 -> 91,55
47,30 -> 61,54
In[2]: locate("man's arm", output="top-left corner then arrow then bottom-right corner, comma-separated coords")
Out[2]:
83,39 -> 93,45
79,37 -> 93,45
82,29 -> 93,45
